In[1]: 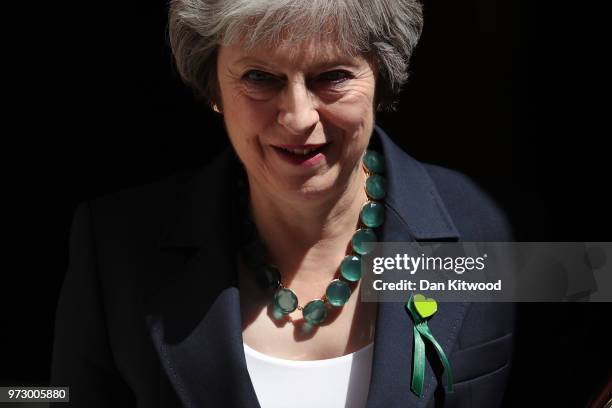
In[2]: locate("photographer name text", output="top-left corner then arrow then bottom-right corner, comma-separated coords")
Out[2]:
372,279 -> 502,291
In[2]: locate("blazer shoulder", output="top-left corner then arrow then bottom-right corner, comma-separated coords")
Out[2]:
422,163 -> 514,241
86,147 -> 235,217
77,147 -> 237,252
85,170 -> 192,231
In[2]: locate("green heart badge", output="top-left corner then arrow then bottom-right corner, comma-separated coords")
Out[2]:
413,294 -> 437,319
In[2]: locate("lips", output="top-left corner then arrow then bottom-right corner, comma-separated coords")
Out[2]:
271,142 -> 331,166
273,143 -> 329,155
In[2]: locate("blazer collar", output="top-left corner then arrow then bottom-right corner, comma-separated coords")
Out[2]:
373,124 -> 460,241
145,125 -> 466,408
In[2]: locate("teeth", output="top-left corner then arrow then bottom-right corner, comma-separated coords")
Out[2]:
283,147 -> 316,155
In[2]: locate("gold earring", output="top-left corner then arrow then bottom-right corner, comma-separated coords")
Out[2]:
211,103 -> 221,114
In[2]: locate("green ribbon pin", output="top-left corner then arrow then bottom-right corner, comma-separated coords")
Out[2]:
406,293 -> 454,397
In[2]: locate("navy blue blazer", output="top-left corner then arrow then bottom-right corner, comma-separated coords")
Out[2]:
50,125 -> 515,408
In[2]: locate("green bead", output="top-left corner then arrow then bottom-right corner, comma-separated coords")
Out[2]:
340,255 -> 362,282
326,279 -> 352,306
360,201 -> 385,228
352,228 -> 377,255
365,174 -> 387,199
274,288 -> 298,314
255,264 -> 281,291
302,299 -> 328,325
363,150 -> 385,174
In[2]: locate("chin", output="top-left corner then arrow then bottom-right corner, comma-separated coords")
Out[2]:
281,172 -> 342,200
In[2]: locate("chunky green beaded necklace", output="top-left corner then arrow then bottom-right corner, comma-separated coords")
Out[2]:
238,149 -> 386,326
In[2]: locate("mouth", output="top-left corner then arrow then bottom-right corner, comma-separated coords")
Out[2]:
273,143 -> 329,154
271,142 -> 331,166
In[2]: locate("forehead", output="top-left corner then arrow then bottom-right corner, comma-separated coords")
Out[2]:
221,38 -> 367,71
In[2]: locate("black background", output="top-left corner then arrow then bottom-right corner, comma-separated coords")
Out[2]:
3,0 -> 610,406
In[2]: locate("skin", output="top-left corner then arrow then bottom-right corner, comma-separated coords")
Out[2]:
217,38 -> 379,359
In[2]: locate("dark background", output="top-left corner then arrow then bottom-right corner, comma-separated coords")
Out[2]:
3,0 -> 610,406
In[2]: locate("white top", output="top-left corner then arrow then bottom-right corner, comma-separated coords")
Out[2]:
243,342 -> 374,408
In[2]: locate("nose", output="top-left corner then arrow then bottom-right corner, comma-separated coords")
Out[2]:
277,78 -> 319,135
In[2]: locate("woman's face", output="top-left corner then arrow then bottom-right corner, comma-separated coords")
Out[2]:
217,39 -> 377,199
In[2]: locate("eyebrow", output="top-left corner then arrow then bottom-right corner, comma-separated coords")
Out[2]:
234,56 -> 361,71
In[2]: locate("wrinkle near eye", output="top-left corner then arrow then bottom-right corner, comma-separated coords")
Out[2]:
223,67 -> 246,85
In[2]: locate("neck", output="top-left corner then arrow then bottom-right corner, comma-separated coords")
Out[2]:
247,165 -> 368,285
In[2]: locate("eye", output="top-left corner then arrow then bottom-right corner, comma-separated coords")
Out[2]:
242,70 -> 276,84
317,70 -> 353,84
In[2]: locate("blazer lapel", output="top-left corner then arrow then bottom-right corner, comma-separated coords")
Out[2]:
365,125 -> 467,408
144,147 -> 260,407
144,126 -> 469,408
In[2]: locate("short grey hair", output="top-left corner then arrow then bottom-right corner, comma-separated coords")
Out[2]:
168,0 -> 424,112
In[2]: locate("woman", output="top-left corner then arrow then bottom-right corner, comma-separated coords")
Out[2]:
51,0 -> 515,407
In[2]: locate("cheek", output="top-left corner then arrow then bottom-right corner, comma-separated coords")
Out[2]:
225,93 -> 270,134
322,88 -> 375,140
221,96 -> 279,173
223,95 -> 273,148
218,75 -> 273,141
